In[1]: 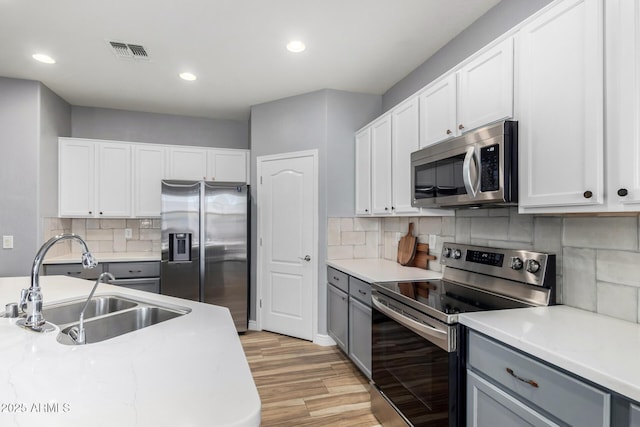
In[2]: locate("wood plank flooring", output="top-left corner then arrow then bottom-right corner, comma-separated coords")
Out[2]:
239,331 -> 381,427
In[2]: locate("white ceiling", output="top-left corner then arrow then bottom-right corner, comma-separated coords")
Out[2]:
0,0 -> 500,121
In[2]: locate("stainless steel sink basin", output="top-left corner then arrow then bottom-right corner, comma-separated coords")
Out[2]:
53,296 -> 191,345
42,296 -> 137,325
59,306 -> 186,344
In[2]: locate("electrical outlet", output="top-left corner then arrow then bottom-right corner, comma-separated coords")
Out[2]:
124,228 -> 133,239
2,235 -> 14,249
428,234 -> 437,248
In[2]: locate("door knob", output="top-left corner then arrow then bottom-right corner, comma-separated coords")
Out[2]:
299,255 -> 311,262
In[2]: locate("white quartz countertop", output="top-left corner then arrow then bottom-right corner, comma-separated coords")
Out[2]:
326,258 -> 442,283
0,276 -> 260,427
43,252 -> 160,264
460,305 -> 640,403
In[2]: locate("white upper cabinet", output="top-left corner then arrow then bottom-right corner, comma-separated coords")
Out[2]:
133,144 -> 166,217
392,98 -> 420,214
458,37 -> 514,133
517,0 -> 604,211
167,146 -> 208,180
418,37 -> 514,149
606,0 -> 640,209
355,128 -> 372,215
59,138 -> 132,218
207,149 -> 249,183
59,139 -> 95,217
419,74 -> 457,148
97,142 -> 132,217
370,115 -> 393,215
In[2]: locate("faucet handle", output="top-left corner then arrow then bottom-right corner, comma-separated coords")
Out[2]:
81,251 -> 98,269
19,289 -> 28,312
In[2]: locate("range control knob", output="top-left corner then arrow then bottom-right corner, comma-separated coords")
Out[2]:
510,257 -> 524,270
526,259 -> 541,274
442,247 -> 452,258
452,249 -> 462,259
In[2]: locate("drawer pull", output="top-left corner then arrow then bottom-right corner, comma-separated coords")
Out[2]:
333,276 -> 340,281
129,270 -> 143,274
358,289 -> 367,295
506,367 -> 539,388
67,271 -> 82,275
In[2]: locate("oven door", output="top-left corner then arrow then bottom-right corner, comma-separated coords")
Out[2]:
371,293 -> 461,427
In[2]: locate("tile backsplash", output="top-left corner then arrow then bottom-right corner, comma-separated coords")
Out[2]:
328,208 -> 640,324
43,218 -> 161,256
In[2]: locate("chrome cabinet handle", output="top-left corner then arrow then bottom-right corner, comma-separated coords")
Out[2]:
618,188 -> 628,197
583,190 -> 593,199
299,255 -> 311,262
358,289 -> 367,295
462,145 -> 479,198
506,368 -> 539,388
446,129 -> 452,135
459,124 -> 465,130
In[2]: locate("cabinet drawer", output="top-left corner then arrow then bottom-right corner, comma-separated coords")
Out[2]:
108,262 -> 160,278
44,263 -> 104,280
110,278 -> 160,293
467,331 -> 610,427
327,267 -> 348,293
349,276 -> 371,306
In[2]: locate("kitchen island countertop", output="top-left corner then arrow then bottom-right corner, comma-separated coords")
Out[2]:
0,276 -> 260,427
326,258 -> 442,283
460,305 -> 640,403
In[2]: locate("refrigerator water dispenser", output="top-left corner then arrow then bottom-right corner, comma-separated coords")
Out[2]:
169,233 -> 192,262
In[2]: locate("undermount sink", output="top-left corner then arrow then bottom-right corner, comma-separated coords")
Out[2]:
42,296 -> 137,326
58,305 -> 187,345
25,294 -> 192,345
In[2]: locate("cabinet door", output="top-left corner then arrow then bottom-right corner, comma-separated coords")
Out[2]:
419,74 -> 457,147
207,149 -> 248,183
392,98 -> 421,214
355,128 -> 372,215
327,284 -> 348,352
97,142 -> 132,217
606,0 -> 640,208
467,370 -> 560,427
167,147 -> 207,180
133,144 -> 166,217
58,139 -> 95,217
370,115 -> 392,215
631,403 -> 640,427
517,0 -> 604,209
458,37 -> 514,133
348,296 -> 371,379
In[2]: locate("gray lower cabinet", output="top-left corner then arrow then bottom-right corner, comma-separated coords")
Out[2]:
467,330 -> 610,427
326,266 -> 372,379
631,404 -> 640,427
44,261 -> 160,293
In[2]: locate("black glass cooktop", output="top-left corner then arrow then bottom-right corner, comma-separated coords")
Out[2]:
372,279 -> 530,324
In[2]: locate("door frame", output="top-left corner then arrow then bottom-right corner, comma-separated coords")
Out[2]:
256,149 -> 319,341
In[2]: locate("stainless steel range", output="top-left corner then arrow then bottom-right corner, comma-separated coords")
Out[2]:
370,243 -> 556,427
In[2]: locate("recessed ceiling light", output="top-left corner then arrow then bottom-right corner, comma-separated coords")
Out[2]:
286,40 -> 306,53
179,72 -> 197,81
32,53 -> 56,64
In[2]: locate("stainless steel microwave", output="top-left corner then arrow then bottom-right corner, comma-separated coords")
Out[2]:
411,120 -> 518,208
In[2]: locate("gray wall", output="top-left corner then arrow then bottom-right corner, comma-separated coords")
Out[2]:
382,0 -> 553,112
249,89 -> 381,334
72,106 -> 249,149
0,77 -> 71,276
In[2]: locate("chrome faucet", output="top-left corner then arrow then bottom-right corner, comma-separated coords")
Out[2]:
68,272 -> 114,344
19,233 -> 98,331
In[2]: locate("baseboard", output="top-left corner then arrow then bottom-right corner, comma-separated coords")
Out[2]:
248,320 -> 259,331
314,333 -> 336,347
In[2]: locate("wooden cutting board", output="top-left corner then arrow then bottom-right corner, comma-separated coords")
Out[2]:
410,243 -> 437,270
397,223 -> 417,266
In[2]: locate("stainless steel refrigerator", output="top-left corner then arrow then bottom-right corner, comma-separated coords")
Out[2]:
161,180 -> 248,332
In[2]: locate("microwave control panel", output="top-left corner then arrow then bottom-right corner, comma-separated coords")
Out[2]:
480,144 -> 499,192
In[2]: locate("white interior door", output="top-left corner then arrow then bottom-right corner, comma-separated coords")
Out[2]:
258,150 -> 317,341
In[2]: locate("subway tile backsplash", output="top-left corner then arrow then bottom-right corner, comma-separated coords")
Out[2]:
328,208 -> 640,324
42,217 -> 161,255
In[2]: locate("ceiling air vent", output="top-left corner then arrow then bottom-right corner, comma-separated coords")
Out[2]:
107,41 -> 150,61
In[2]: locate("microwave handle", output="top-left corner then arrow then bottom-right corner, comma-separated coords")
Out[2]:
463,145 -> 479,198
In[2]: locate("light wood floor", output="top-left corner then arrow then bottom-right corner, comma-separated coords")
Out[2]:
239,330 -> 382,427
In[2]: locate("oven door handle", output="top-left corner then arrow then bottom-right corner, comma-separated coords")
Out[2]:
462,145 -> 479,198
372,296 -> 451,351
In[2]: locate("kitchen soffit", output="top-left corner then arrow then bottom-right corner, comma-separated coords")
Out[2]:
0,0 -> 499,121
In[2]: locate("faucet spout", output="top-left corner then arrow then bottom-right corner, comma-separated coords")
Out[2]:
20,233 -> 98,331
